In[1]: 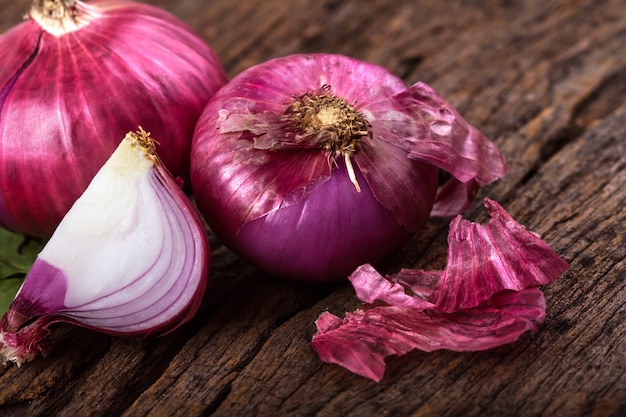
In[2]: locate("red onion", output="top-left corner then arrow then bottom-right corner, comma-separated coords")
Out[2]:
312,199 -> 569,382
0,0 -> 227,238
0,128 -> 208,365
191,54 -> 508,281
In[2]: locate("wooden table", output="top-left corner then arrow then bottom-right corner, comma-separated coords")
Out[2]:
1,0 -> 625,415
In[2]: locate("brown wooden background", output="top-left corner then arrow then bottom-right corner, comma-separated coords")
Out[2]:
1,0 -> 625,416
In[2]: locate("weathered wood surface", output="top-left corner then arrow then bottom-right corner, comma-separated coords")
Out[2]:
0,0 -> 625,416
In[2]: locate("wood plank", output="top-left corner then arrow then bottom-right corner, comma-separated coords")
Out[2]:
0,0 -> 624,416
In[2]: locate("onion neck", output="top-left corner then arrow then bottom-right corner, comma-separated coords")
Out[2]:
29,0 -> 96,37
285,84 -> 372,192
105,127 -> 158,176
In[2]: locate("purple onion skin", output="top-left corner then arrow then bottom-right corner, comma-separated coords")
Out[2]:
311,199 -> 569,382
1,260 -> 68,334
233,159 -> 427,281
0,0 -> 227,238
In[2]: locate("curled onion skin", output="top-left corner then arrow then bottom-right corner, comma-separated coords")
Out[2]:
0,128 -> 209,366
191,54 -> 508,281
311,199 -> 569,382
0,0 -> 227,237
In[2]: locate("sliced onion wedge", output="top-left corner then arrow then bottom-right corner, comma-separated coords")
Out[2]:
0,128 -> 208,365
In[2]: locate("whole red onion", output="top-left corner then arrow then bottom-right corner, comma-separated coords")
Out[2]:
0,0 -> 227,237
191,54 -> 508,282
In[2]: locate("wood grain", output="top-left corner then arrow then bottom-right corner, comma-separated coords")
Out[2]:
0,0 -> 624,416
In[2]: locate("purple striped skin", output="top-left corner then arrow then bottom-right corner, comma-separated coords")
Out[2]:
0,0 -> 227,237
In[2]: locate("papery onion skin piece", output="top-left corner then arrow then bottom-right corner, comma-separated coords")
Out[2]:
431,198 -> 570,312
313,288 -> 547,382
191,53 -> 508,282
0,0 -> 227,238
0,128 -> 209,366
311,199 -> 569,382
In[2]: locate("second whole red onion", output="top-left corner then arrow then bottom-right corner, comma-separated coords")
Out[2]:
191,54 -> 509,282
0,0 -> 227,237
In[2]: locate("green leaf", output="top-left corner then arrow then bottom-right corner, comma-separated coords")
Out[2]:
0,229 -> 46,315
0,277 -> 24,315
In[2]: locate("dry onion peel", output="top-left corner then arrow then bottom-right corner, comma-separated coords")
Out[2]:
311,199 -> 568,382
0,128 -> 209,366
